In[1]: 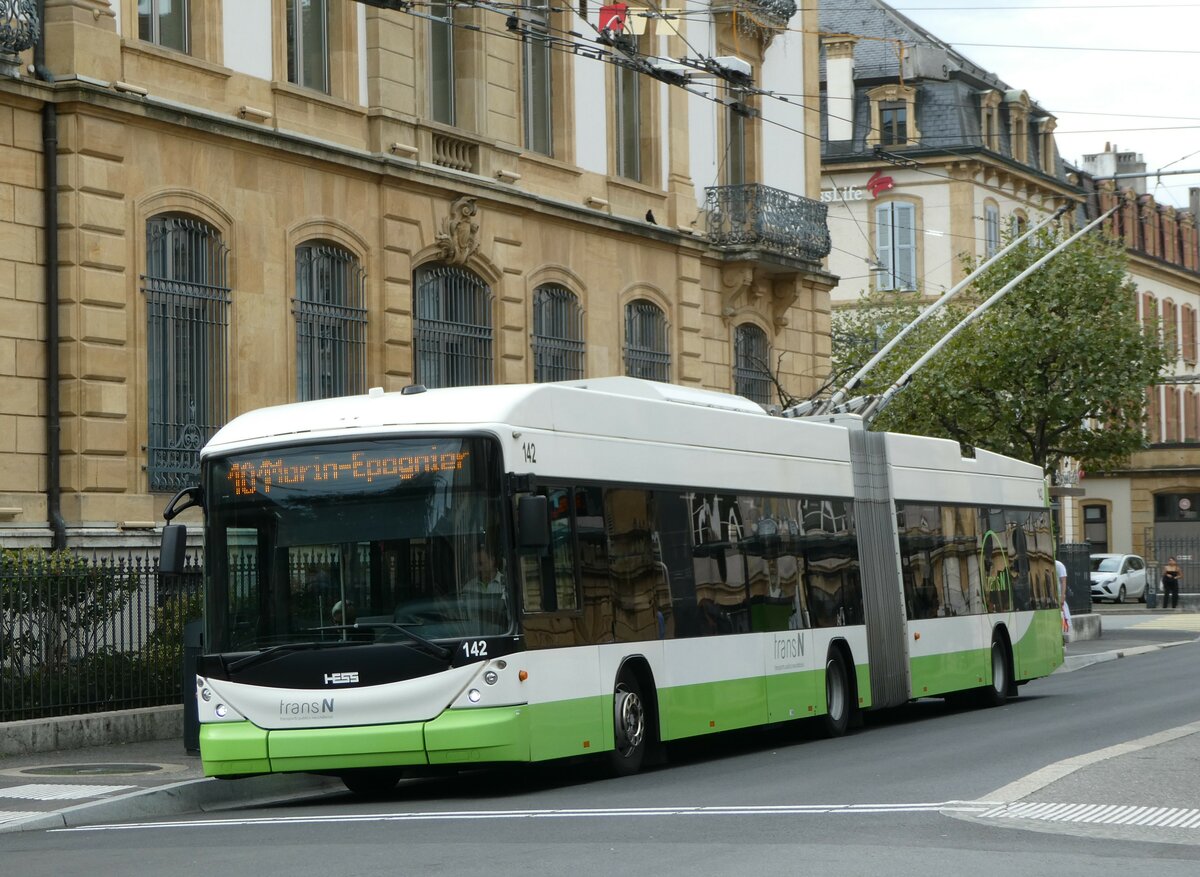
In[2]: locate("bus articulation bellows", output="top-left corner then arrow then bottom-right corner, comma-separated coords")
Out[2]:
159,377 -> 1064,793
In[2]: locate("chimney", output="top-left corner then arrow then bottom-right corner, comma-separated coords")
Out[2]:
824,36 -> 858,142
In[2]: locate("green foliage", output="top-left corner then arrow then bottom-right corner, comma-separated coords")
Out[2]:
831,226 -> 1168,475
0,549 -> 202,721
0,548 -> 142,676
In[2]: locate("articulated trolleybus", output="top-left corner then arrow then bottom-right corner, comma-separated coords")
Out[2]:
160,377 -> 1063,793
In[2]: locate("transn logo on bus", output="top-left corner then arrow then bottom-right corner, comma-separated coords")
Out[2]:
280,698 -> 334,717
324,672 -> 359,685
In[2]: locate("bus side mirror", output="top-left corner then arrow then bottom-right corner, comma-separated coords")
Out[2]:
516,495 -> 550,551
160,523 -> 189,575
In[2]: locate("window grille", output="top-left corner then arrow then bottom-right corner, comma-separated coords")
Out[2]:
144,214 -> 230,492
138,0 -> 189,52
413,264 -> 493,388
532,285 -> 584,382
624,299 -> 670,382
734,323 -> 772,405
286,0 -> 329,93
294,243 -> 367,401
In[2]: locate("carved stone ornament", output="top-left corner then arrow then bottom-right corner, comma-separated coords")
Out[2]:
435,196 -> 481,266
719,264 -> 798,332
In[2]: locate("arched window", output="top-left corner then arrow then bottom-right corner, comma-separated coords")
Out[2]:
294,242 -> 367,401
734,323 -> 772,405
532,284 -> 584,382
413,264 -> 492,388
144,213 -> 230,491
624,299 -> 670,382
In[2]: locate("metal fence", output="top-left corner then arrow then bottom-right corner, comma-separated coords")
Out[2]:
0,552 -> 202,723
1142,535 -> 1200,599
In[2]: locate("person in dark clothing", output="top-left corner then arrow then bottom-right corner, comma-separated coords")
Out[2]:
1162,557 -> 1182,609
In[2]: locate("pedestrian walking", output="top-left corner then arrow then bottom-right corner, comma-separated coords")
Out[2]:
1161,556 -> 1182,609
1056,558 -> 1071,639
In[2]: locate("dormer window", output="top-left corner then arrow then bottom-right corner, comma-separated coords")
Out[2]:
867,84 -> 919,150
1005,90 -> 1031,164
979,90 -> 1001,152
1038,116 -> 1057,175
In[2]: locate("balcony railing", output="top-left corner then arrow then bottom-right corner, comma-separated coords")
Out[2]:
728,0 -> 797,29
705,184 -> 832,263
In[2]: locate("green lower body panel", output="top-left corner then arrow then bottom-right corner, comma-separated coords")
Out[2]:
659,676 -> 769,740
1013,611 -> 1065,680
910,649 -> 990,698
525,695 -> 606,762
201,723 -> 270,776
268,722 -> 429,772
425,706 -> 530,765
202,708 -> 535,777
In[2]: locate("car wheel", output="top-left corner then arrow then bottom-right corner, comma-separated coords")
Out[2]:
1117,584 -> 1126,604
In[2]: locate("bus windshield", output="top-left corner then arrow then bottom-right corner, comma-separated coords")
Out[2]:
202,436 -> 510,653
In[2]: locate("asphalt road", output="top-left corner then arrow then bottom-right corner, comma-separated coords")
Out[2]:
4,632 -> 1200,876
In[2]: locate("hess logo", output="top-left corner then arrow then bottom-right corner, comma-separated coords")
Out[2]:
324,672 -> 359,685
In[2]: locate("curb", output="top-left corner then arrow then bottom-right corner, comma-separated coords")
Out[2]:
0,772 -> 344,834
1058,639 -> 1195,673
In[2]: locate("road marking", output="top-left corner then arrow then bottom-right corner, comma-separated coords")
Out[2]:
0,783 -> 134,801
978,802 -> 1200,829
980,719 -> 1200,803
1131,615 -> 1200,632
56,802 -> 992,832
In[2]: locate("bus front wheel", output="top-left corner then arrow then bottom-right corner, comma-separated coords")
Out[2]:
608,672 -> 648,776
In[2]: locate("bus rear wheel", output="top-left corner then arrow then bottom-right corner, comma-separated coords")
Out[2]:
980,637 -> 1011,708
821,651 -> 851,738
608,672 -> 648,776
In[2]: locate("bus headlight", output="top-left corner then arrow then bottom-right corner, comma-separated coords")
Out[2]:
468,689 -> 482,703
483,671 -> 498,685
215,703 -> 228,718
201,687 -> 213,702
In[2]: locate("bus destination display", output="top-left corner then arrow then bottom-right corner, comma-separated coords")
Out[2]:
223,445 -> 471,499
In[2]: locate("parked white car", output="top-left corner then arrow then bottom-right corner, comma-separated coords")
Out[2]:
1089,553 -> 1148,603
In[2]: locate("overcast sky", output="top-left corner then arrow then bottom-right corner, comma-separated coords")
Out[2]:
879,0 -> 1200,209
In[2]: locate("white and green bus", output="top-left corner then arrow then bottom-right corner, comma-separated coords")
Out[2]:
160,377 -> 1063,793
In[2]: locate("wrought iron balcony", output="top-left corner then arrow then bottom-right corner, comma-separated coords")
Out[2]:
704,184 -> 832,264
727,0 -> 797,30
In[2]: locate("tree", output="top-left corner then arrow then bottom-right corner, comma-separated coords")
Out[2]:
831,225 -> 1168,477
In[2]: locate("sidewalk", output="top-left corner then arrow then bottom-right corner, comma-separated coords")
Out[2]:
1,618 -> 1197,835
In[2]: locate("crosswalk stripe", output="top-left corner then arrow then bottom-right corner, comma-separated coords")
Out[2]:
979,802 -> 1200,828
0,783 -> 133,801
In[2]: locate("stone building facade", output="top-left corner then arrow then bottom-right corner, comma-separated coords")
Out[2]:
0,0 -> 836,550
817,1 -> 1078,302
1074,177 -> 1200,559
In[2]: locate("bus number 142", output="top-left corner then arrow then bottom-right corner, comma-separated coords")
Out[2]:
461,640 -> 488,659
